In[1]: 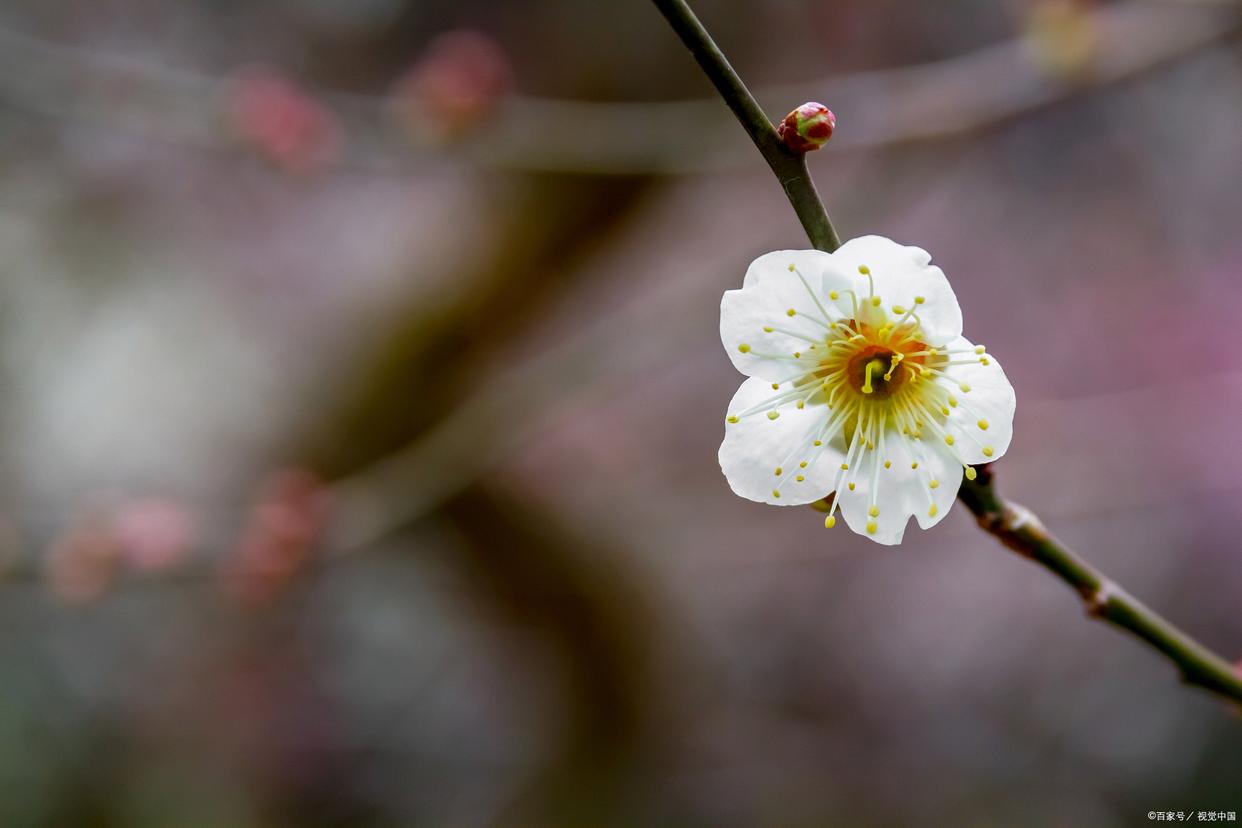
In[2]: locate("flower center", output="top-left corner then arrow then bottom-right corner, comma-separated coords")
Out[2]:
844,344 -> 908,399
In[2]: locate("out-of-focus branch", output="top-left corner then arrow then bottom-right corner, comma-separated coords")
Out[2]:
655,0 -> 1242,707
958,468 -> 1242,703
0,1 -> 1234,174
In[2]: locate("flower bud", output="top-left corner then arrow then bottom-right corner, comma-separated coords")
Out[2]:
778,102 -> 836,153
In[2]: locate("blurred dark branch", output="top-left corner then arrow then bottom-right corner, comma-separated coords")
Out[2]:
959,469 -> 1242,703
658,0 -> 1242,708
0,1 -> 1234,173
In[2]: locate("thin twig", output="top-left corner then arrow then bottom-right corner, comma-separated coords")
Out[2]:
958,468 -> 1242,703
652,0 -> 1242,706
650,0 -> 840,251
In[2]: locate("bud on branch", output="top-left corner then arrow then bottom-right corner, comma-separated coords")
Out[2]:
778,102 -> 836,153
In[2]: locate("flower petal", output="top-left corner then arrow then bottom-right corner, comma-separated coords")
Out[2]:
832,427 -> 960,544
722,250 -> 837,381
824,235 -> 962,345
936,336 -> 1017,466
719,376 -> 845,506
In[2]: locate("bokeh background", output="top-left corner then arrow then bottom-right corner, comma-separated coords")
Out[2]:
1,0 -> 1241,825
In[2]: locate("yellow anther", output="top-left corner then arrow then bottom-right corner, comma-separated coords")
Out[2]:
870,296 -> 881,307
884,460 -> 891,469
948,397 -> 958,408
866,520 -> 877,534
795,474 -> 805,482
767,411 -> 780,420
944,435 -> 955,446
799,461 -> 808,468
983,446 -> 994,457
738,343 -> 751,353
911,462 -> 919,470
892,305 -> 907,315
858,265 -> 871,275
940,406 -> 950,416
787,263 -> 796,271
965,466 -> 977,481
980,358 -> 991,366
865,441 -> 874,450
727,415 -> 739,424
774,467 -> 783,476
786,308 -> 796,317
840,463 -> 849,471
975,345 -> 985,355
824,515 -> 836,528
929,479 -> 940,489
914,296 -> 925,304
813,439 -> 822,446
772,489 -> 781,498
977,419 -> 988,430
959,382 -> 971,392
883,353 -> 903,382
829,290 -> 839,300
848,482 -> 856,491
793,351 -> 801,358
928,504 -> 938,517
796,400 -> 805,409
763,326 -> 773,332
771,383 -> 779,390
868,505 -> 879,517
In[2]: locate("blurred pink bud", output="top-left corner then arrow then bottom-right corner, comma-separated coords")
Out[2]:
778,103 -> 836,153
113,498 -> 194,572
393,29 -> 512,137
223,468 -> 330,605
44,513 -> 120,604
228,69 -> 341,172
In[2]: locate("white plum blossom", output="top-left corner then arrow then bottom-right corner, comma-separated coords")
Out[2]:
719,235 -> 1016,545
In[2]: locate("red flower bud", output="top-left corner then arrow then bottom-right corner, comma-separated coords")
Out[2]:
778,102 -> 836,153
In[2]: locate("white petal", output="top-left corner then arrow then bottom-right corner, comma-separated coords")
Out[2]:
832,427 -> 960,544
937,336 -> 1017,466
825,235 -> 962,345
719,376 -> 845,506
722,250 -> 837,381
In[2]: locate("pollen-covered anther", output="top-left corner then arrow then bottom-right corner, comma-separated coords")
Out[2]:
738,343 -> 751,353
786,308 -> 796,317
774,467 -> 783,476
824,515 -> 836,528
977,419 -> 989,430
795,474 -> 804,482
929,479 -> 940,489
799,461 -> 808,468
727,415 -> 739,424
983,446 -> 994,457
965,466 -> 977,480
772,489 -> 780,498
868,505 -> 879,517
928,504 -> 938,517
944,435 -> 955,446
866,520 -> 877,534
767,411 -> 780,421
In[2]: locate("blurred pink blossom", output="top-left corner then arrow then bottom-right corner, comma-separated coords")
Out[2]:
228,69 -> 341,172
393,29 -> 512,138
222,468 -> 331,605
